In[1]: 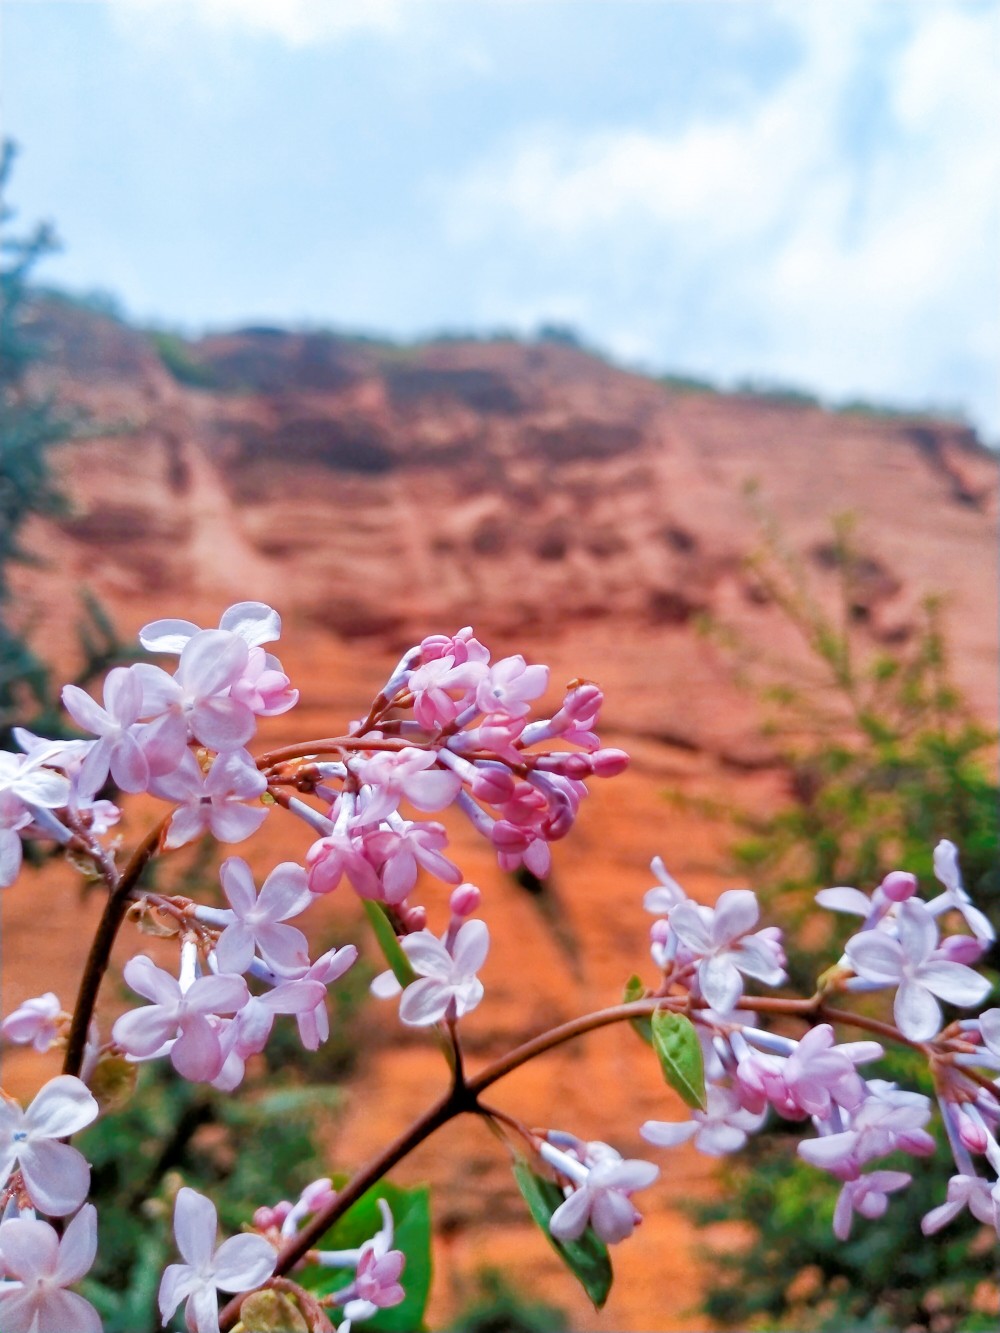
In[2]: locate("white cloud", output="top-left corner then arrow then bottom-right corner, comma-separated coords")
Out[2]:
107,0 -> 405,47
443,2 -> 1000,434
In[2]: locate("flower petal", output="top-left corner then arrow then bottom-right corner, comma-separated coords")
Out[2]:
894,979 -> 942,1041
549,1187 -> 592,1241
19,1140 -> 91,1215
53,1204 -> 98,1284
0,1215 -> 59,1279
25,1076 -> 98,1139
398,978 -> 451,1026
174,1187 -> 218,1270
712,889 -> 759,946
210,1233 -> 277,1291
451,919 -> 490,975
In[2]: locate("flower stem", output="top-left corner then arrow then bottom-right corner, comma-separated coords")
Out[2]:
62,820 -> 166,1079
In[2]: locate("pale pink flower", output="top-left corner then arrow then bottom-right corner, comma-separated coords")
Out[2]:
152,749 -> 267,849
113,956 -> 249,1082
0,793 -> 31,888
62,665 -> 152,794
158,1187 -> 276,1333
362,820 -> 461,904
133,629 -> 255,762
286,945 -> 359,1049
0,1204 -> 101,1332
214,858 -> 312,975
230,646 -> 299,717
333,1201 -> 406,1322
781,1026 -> 877,1117
407,655 -> 484,730
306,826 -> 380,897
542,1140 -> 659,1245
832,1170 -> 911,1240
799,1091 -> 934,1178
0,749 -> 71,811
373,920 -> 489,1026
0,1075 -> 98,1215
930,839 -> 995,945
475,655 -> 549,719
210,981 -> 327,1090
141,604 -> 297,719
350,749 -> 461,824
643,857 -> 690,917
642,1086 -> 766,1157
419,627 -> 489,666
140,602 -> 282,655
670,890 -> 786,1012
1,994 -> 63,1052
921,1173 -> 999,1235
844,899 -> 991,1040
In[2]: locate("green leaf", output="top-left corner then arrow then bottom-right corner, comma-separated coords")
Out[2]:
298,1179 -> 432,1333
651,1009 -> 707,1110
622,975 -> 653,1045
512,1159 -> 613,1310
362,899 -> 417,988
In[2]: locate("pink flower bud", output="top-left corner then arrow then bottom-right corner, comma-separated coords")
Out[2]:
470,766 -> 516,804
253,1204 -> 288,1229
491,820 -> 532,851
938,934 -> 986,965
561,684 -> 603,721
879,871 -> 918,902
650,919 -> 671,946
299,1178 -> 337,1212
957,1111 -> 988,1154
591,748 -> 630,777
402,904 -> 428,931
450,883 -> 482,917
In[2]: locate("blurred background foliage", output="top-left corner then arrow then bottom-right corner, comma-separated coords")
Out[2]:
693,500 -> 999,1332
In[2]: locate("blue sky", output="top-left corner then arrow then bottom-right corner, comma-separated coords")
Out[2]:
3,0 -> 999,438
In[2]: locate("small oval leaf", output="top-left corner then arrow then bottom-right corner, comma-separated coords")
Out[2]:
651,1008 -> 707,1111
512,1158 -> 613,1310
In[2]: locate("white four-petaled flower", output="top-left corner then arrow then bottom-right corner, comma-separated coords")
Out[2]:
0,1204 -> 101,1332
158,1186 -> 276,1333
0,1076 -> 98,1216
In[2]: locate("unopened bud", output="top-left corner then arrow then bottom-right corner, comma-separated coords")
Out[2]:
591,748 -> 630,777
879,871 -> 918,902
402,904 -> 428,931
450,883 -> 482,917
471,766 -> 516,804
255,1200 -> 292,1229
561,683 -> 603,721
939,934 -> 986,965
650,919 -> 672,946
491,820 -> 531,851
957,1111 -> 989,1154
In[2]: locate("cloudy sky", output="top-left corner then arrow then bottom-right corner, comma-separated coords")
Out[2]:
4,0 -> 999,438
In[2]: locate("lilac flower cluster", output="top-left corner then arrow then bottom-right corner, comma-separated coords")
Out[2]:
638,842 -> 1000,1241
1,605 -> 631,1328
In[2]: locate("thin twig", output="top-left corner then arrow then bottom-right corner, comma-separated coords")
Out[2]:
62,820 -> 167,1079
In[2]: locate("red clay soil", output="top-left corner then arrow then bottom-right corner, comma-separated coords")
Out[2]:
1,302 -> 996,1329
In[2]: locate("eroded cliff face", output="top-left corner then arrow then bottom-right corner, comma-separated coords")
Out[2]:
4,299 -> 997,1329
